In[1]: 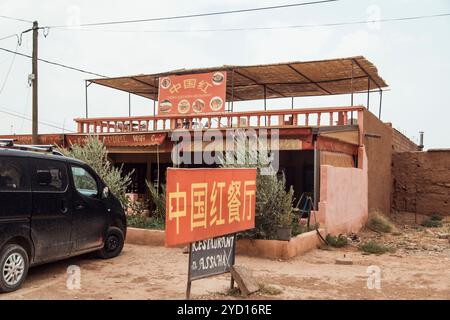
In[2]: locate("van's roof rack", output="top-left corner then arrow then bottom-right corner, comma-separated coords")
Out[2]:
0,139 -> 63,156
0,139 -> 14,147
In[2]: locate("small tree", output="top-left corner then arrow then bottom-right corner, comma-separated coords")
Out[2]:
146,181 -> 166,224
220,130 -> 295,239
59,136 -> 132,207
277,184 -> 294,227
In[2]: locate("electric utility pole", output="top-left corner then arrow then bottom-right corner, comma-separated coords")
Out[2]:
31,20 -> 38,144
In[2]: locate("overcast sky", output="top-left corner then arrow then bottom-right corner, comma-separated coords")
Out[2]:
0,0 -> 449,148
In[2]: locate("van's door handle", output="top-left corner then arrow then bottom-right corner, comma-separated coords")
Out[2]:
74,202 -> 85,210
61,200 -> 68,214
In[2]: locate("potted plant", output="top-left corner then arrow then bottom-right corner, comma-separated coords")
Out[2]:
276,186 -> 294,241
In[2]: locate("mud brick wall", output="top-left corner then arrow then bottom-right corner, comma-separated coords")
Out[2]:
392,150 -> 450,216
392,128 -> 420,152
363,110 -> 393,216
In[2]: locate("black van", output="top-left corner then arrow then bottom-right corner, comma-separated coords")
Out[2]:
0,148 -> 127,292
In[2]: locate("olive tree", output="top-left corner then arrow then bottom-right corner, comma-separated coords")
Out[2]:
220,130 -> 294,239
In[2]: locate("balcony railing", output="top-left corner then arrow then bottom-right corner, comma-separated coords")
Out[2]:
75,106 -> 364,134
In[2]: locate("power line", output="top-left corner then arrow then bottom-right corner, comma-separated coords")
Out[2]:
0,15 -> 33,24
0,107 -> 75,132
53,12 -> 450,34
0,33 -> 19,41
0,46 -> 107,77
0,42 -> 19,95
0,12 -> 446,79
46,0 -> 339,28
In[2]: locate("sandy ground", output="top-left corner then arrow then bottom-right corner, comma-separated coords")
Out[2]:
1,243 -> 449,300
1,213 -> 450,300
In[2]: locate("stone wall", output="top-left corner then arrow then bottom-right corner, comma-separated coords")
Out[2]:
392,149 -> 450,217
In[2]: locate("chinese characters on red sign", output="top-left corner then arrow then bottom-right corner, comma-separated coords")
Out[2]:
165,168 -> 257,247
158,71 -> 227,115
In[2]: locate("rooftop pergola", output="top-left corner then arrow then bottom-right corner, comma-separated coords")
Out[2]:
85,56 -> 388,118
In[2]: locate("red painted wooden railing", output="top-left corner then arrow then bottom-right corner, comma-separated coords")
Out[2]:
75,106 -> 364,134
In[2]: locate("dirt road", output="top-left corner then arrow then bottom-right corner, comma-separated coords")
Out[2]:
1,241 -> 449,300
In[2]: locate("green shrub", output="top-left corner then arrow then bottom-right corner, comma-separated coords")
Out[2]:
292,221 -> 320,236
326,234 -> 348,248
276,185 -> 294,227
421,218 -> 442,228
360,241 -> 390,254
226,287 -> 241,297
59,136 -> 132,207
258,283 -> 282,295
127,181 -> 167,229
367,211 -> 394,233
127,214 -> 165,230
430,213 -> 443,221
147,181 -> 166,223
128,199 -> 149,216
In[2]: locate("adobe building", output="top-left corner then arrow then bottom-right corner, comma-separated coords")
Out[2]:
0,56 -> 425,234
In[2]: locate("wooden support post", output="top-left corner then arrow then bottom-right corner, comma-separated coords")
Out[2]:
31,21 -> 38,144
186,243 -> 192,300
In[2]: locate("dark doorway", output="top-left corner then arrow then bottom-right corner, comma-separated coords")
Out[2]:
116,163 -> 147,194
279,150 -> 315,203
150,162 -> 172,187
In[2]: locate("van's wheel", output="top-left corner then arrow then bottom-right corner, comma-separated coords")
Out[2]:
97,227 -> 124,259
0,244 -> 29,293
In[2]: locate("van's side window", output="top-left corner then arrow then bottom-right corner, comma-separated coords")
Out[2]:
32,160 -> 68,192
71,166 -> 98,197
0,158 -> 27,191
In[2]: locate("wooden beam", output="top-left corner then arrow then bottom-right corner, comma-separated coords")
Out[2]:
316,135 -> 359,155
287,64 -> 332,95
232,69 -> 287,98
131,76 -> 158,89
228,75 -> 370,88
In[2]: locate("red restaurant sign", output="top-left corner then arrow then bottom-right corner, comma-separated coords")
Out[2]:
158,71 -> 227,115
165,168 -> 257,247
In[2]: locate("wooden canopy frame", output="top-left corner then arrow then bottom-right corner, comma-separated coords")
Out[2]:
87,56 -> 387,102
